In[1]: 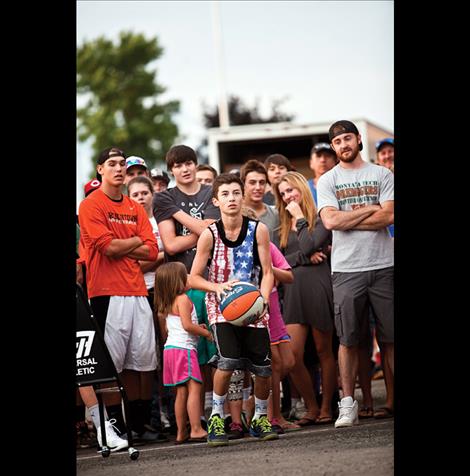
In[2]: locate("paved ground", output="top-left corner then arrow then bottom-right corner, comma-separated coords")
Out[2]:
77,380 -> 393,476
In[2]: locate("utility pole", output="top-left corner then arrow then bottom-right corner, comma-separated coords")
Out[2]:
211,0 -> 230,129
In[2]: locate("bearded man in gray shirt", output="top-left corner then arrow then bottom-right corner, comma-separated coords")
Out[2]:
317,120 -> 394,428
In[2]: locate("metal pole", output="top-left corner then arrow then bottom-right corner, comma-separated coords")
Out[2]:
212,0 -> 230,129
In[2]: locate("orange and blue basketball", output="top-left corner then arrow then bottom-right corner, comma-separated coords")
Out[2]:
219,282 -> 265,326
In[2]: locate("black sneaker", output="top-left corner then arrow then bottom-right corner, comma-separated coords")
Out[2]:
224,414 -> 232,432
207,414 -> 228,446
132,424 -> 169,443
249,415 -> 279,441
200,418 -> 208,432
76,421 -> 97,449
228,422 -> 244,440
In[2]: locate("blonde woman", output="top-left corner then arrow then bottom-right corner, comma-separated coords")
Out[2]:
274,171 -> 336,425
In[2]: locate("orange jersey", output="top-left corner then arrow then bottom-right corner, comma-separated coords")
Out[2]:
77,232 -> 87,266
78,189 -> 158,298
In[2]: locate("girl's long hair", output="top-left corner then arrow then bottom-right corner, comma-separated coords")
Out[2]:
154,262 -> 188,316
273,171 -> 316,249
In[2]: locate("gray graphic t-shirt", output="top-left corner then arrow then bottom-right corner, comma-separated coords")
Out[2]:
153,184 -> 220,271
259,204 -> 280,244
317,162 -> 394,273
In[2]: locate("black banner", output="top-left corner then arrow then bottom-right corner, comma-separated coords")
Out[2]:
76,285 -> 118,386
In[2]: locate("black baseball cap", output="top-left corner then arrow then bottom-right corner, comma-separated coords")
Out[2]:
150,167 -> 170,185
311,142 -> 335,154
97,147 -> 126,165
328,120 -> 363,151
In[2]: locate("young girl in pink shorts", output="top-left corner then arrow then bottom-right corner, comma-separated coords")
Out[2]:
154,262 -> 213,444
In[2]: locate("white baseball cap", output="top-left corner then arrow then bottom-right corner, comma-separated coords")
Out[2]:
125,156 -> 148,170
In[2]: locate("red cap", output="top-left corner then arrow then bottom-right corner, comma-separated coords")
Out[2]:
84,179 -> 101,197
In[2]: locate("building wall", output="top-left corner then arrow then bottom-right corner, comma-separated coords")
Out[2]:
208,119 -> 393,174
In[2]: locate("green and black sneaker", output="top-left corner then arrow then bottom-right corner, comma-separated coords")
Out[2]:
207,414 -> 229,446
249,415 -> 279,441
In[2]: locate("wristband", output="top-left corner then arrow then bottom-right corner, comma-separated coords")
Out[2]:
296,217 -> 308,229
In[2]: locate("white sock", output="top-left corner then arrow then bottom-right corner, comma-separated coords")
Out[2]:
210,392 -> 226,418
253,397 -> 268,420
291,397 -> 300,409
88,404 -> 108,429
341,396 -> 354,406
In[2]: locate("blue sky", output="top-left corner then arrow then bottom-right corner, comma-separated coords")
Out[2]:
77,0 -> 393,203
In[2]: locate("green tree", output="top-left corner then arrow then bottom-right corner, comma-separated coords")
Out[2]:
77,31 -> 180,168
202,94 -> 294,128
197,94 -> 295,162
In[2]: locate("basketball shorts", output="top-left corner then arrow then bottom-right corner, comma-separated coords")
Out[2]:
211,323 -> 272,377
90,295 -> 157,373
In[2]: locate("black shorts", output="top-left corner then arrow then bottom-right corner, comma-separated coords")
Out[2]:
211,323 -> 272,377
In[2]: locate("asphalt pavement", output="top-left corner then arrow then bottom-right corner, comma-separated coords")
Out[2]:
77,379 -> 393,476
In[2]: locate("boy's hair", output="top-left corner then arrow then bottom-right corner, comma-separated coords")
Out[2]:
196,164 -> 218,177
212,173 -> 244,199
154,262 -> 188,316
165,145 -> 198,170
263,154 -> 295,171
240,159 -> 268,183
127,175 -> 154,195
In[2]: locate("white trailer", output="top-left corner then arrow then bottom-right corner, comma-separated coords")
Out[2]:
207,119 -> 393,177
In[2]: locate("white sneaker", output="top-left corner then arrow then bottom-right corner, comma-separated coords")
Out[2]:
335,398 -> 359,428
160,410 -> 171,429
97,419 -> 129,452
294,399 -> 307,420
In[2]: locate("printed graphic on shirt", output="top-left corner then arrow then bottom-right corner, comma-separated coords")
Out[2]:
107,211 -> 138,225
181,201 -> 205,236
334,180 -> 379,209
231,227 -> 256,282
206,220 -> 266,327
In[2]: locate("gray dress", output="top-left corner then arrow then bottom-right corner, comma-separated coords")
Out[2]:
281,218 -> 334,332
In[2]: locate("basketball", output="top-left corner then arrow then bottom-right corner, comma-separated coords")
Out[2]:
219,282 -> 265,326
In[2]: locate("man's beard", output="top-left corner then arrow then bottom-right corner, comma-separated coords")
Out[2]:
338,146 -> 359,163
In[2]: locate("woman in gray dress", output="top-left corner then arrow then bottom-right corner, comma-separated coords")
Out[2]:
274,171 -> 336,424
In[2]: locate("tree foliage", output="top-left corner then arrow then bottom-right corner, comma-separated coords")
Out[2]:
77,31 -> 180,167
202,94 -> 294,128
197,95 -> 295,162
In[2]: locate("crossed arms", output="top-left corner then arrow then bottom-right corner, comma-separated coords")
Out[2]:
104,236 -> 153,259
320,201 -> 394,231
158,211 -> 216,256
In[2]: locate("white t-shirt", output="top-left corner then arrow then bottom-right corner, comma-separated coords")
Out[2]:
317,162 -> 394,273
164,304 -> 199,350
144,216 -> 163,289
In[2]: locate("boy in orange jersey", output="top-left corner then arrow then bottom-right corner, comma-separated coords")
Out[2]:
79,147 -> 166,443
